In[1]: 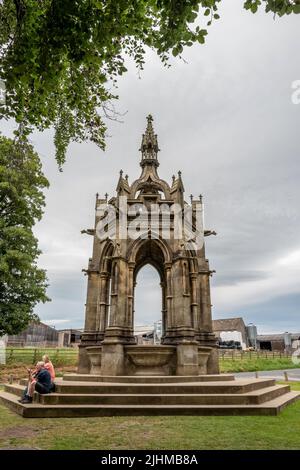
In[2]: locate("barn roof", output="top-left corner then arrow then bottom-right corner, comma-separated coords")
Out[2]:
258,333 -> 300,342
257,334 -> 285,342
212,317 -> 246,332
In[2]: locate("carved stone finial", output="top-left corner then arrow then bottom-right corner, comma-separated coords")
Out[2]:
190,194 -> 193,203
125,174 -> 128,181
172,175 -> 175,183
120,169 -> 123,176
105,193 -> 108,202
199,194 -> 203,203
139,114 -> 160,166
178,170 -> 182,178
95,193 -> 99,209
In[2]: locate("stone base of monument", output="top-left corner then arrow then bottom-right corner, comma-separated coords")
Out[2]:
0,374 -> 299,418
80,344 -> 215,376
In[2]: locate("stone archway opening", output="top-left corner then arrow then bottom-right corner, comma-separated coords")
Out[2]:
134,264 -> 162,344
132,238 -> 168,344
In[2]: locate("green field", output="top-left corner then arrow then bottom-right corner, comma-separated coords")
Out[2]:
0,382 -> 299,450
220,357 -> 298,373
3,348 -> 78,367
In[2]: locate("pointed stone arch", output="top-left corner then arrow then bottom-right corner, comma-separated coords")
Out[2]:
128,236 -> 172,267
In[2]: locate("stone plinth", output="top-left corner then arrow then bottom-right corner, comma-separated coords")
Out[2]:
86,346 -> 102,374
176,343 -> 200,376
82,343 -> 214,376
100,343 -> 124,376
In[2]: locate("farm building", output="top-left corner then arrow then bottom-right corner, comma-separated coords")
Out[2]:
257,333 -> 300,352
292,333 -> 300,350
134,325 -> 154,344
212,317 -> 249,350
7,321 -> 59,347
57,329 -> 83,347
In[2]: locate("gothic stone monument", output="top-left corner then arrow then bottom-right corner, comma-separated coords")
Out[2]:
1,115 -> 299,416
78,115 -> 219,376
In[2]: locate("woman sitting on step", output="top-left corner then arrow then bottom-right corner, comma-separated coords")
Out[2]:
42,354 -> 56,387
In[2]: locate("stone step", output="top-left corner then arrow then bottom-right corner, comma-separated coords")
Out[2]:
18,375 -> 234,387
5,384 -> 24,398
0,390 -> 299,417
62,374 -> 235,383
19,378 -> 276,395
32,385 -> 293,406
52,378 -> 276,395
4,382 -> 289,405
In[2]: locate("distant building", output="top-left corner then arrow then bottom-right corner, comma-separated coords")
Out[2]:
6,322 -> 84,348
57,329 -> 83,348
153,320 -> 163,344
7,321 -> 59,347
134,321 -> 164,344
292,333 -> 300,350
257,333 -> 300,352
212,317 -> 248,350
212,317 -> 300,352
134,325 -> 154,344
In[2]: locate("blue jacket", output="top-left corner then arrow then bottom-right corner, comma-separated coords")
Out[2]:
36,369 -> 52,392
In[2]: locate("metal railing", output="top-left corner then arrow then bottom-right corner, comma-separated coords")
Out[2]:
218,350 -> 293,360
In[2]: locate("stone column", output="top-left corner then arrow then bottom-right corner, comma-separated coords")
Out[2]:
108,260 -> 118,327
82,271 -> 99,342
198,271 -> 219,374
163,259 -> 196,344
190,272 -> 198,331
105,257 -> 134,341
161,280 -> 167,340
102,258 -> 135,375
200,273 -> 213,332
96,272 -> 109,341
78,271 -> 99,373
104,273 -> 111,329
126,262 -> 135,330
162,262 -> 172,342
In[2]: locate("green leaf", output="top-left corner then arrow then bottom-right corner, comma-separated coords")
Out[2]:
0,135 -> 49,336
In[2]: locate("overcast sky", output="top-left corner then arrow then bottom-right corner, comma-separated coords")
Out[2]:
2,2 -> 300,334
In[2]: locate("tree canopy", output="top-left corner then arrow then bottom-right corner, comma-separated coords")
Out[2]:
0,135 -> 49,336
0,1 -> 299,167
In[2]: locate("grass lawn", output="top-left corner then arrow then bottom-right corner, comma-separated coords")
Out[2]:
0,382 -> 299,450
220,357 -> 299,373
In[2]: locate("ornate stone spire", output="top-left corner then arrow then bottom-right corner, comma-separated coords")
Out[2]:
139,114 -> 160,167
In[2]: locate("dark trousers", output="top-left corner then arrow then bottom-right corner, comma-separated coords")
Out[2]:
22,381 -> 55,398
